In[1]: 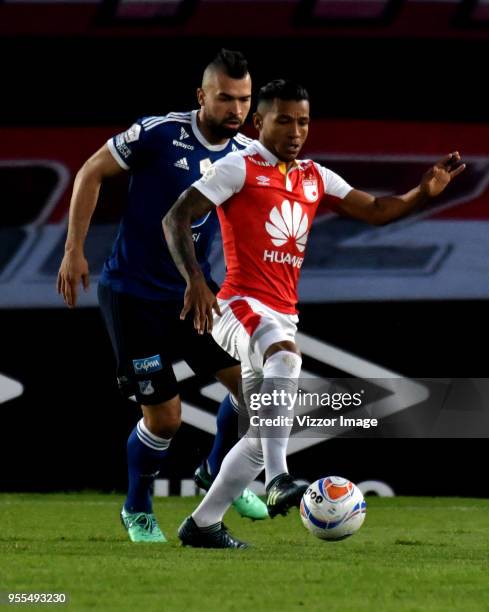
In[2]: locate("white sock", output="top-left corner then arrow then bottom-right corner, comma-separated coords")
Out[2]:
258,351 -> 302,487
192,436 -> 263,527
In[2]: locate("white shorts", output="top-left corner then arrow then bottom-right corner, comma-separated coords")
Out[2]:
212,296 -> 299,377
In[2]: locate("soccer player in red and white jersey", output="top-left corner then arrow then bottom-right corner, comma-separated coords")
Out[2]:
163,80 -> 465,548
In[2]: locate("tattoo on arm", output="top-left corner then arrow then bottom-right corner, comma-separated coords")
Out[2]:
163,187 -> 215,283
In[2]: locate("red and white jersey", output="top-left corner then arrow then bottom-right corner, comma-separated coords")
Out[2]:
193,140 -> 352,314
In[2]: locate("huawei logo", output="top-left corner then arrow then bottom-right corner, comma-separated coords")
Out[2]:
265,200 -> 309,252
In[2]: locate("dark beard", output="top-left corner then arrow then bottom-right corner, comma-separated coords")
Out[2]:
207,117 -> 241,140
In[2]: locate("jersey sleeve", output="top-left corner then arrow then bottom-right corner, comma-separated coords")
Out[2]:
192,153 -> 246,206
314,162 -> 353,199
107,119 -> 153,170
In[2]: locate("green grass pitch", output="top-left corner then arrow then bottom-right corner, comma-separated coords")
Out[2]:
2,494 -> 489,611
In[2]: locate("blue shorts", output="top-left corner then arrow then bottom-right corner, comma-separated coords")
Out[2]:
98,282 -> 239,405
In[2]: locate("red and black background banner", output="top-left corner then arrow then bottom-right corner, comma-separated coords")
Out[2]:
1,0 -> 488,494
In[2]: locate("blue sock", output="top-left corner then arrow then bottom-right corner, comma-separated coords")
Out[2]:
125,418 -> 171,514
206,394 -> 239,478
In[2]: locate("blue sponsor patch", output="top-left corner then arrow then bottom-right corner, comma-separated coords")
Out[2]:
132,354 -> 163,374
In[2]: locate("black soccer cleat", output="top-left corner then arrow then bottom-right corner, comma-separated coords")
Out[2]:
266,473 -> 308,518
178,516 -> 249,549
194,461 -> 212,491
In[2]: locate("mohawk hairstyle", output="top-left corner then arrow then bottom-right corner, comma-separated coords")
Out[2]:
205,48 -> 249,80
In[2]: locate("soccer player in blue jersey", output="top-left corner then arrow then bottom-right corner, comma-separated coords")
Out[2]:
57,49 -> 268,542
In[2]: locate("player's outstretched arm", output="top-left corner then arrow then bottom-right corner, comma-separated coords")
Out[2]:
163,187 -> 221,334
334,151 -> 466,226
57,145 -> 123,307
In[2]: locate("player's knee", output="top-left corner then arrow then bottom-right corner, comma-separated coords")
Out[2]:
160,412 -> 181,437
263,348 -> 302,379
146,414 -> 181,439
142,400 -> 182,438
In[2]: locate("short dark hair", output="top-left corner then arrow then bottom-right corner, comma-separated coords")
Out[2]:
257,79 -> 309,106
206,48 -> 249,80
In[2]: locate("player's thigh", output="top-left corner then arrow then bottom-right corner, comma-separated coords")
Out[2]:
210,298 -> 253,369
213,364 -> 241,398
98,283 -> 179,405
213,297 -> 298,375
179,313 -> 240,382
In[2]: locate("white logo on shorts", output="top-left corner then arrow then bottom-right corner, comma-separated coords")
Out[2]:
138,380 -> 155,396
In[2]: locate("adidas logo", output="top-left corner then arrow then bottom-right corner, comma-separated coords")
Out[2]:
174,157 -> 189,170
267,490 -> 280,506
180,127 -> 189,140
231,144 -> 238,152
265,200 -> 309,252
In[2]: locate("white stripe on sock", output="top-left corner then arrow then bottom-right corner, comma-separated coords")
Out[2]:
136,418 -> 171,451
229,394 -> 240,413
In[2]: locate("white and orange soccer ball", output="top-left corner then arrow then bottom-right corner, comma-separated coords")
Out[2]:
300,476 -> 366,541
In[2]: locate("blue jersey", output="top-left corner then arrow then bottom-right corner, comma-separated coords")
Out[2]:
100,110 -> 252,300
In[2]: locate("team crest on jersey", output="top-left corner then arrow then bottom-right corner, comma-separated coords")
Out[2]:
303,178 -> 319,202
199,158 -> 212,175
201,164 -> 216,182
123,123 -> 141,143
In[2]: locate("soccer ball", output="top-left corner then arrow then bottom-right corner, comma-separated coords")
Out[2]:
300,476 -> 366,541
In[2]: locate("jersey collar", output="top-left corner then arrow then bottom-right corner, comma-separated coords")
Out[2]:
191,110 -> 230,152
253,140 -> 300,169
